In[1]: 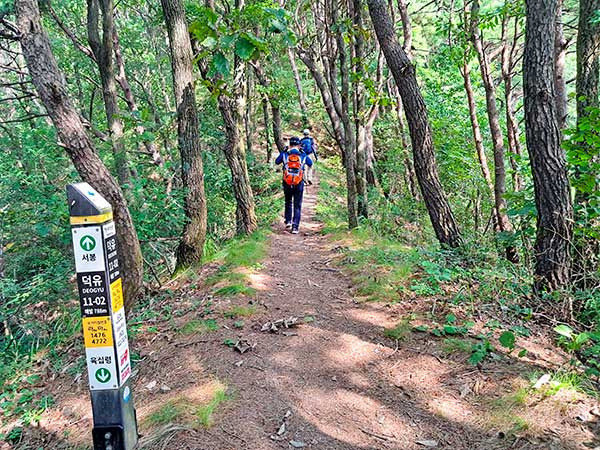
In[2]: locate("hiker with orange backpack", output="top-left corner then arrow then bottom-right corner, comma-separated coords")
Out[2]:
275,136 -> 313,234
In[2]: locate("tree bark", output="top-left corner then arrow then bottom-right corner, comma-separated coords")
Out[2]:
161,0 -> 209,270
576,0 -> 600,121
471,0 -> 519,263
335,0 -> 359,228
461,58 -> 495,202
501,13 -> 523,192
554,0 -> 568,131
86,0 -> 130,187
368,0 -> 461,247
523,0 -> 573,291
16,0 -> 143,308
262,96 -> 272,162
113,27 -> 164,166
351,0 -> 369,219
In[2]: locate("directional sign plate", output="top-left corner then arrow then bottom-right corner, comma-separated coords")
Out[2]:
72,227 -> 105,273
86,346 -> 118,390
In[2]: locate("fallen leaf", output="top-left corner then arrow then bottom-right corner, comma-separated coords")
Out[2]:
290,441 -> 306,448
145,380 -> 157,390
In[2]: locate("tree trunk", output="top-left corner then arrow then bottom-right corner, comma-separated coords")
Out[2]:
397,0 -> 413,59
576,0 -> 600,121
554,0 -> 568,131
523,0 -> 573,291
16,0 -> 143,308
335,0 -> 359,228
86,0 -> 130,187
262,96 -> 272,162
351,0 -> 369,219
394,86 -> 419,201
245,72 -> 253,155
501,13 -> 523,192
471,0 -> 519,263
224,55 -> 258,235
113,28 -> 164,166
368,0 -> 461,247
288,48 -> 309,123
161,0 -> 208,270
461,58 -> 495,203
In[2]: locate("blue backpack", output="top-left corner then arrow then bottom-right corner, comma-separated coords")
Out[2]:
300,137 -> 315,155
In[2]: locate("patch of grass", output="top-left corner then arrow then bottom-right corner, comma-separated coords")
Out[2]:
383,318 -> 412,340
179,319 -> 219,335
528,370 -> 598,398
213,284 -> 256,297
442,337 -> 472,355
223,305 -> 257,319
210,230 -> 270,269
145,400 -> 186,426
205,270 -> 248,287
196,388 -> 229,427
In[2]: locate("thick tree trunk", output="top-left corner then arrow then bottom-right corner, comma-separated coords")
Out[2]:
501,14 -> 523,192
368,0 -> 461,247
554,0 -> 568,131
161,0 -> 208,270
222,57 -> 258,235
576,0 -> 600,121
17,0 -> 143,308
524,0 -> 573,291
288,48 -> 309,123
471,0 -> 519,263
86,0 -> 130,187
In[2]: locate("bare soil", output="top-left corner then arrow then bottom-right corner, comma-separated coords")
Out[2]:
4,173 -> 600,450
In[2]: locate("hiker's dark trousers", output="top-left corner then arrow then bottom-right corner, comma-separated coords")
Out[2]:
283,182 -> 304,228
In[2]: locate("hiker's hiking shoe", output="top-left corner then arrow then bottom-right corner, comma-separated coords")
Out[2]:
285,222 -> 292,229
291,227 -> 299,234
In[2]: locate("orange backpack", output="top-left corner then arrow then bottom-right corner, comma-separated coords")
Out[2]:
283,152 -> 304,186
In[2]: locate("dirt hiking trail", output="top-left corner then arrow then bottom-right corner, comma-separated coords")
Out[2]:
16,172 -> 598,450
132,173 -> 583,450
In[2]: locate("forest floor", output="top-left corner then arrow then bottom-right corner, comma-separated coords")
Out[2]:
3,168 -> 600,450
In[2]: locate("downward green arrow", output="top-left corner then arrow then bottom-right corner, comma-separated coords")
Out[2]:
95,368 -> 111,383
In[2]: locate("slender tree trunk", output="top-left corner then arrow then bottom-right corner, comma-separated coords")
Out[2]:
245,72 -> 253,155
368,0 -> 461,247
524,0 -> 573,291
554,0 -> 568,131
397,0 -> 413,59
252,62 -> 285,152
394,87 -> 419,201
352,0 -> 369,219
335,0 -> 359,228
17,0 -> 143,308
262,96 -> 272,162
471,0 -> 519,263
288,48 -> 309,123
113,28 -> 164,166
86,0 -> 130,187
161,0 -> 208,270
501,14 -> 523,192
461,58 -> 495,203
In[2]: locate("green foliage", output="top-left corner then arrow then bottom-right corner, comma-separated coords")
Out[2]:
223,305 -> 257,319
179,319 -> 219,335
196,388 -> 229,427
383,317 -> 413,340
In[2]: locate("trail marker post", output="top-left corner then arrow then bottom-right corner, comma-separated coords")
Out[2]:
67,183 -> 138,450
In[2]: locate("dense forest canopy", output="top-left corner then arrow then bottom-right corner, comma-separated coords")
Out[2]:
1,0 -> 600,446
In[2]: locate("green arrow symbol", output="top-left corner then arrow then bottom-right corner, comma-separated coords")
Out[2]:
80,235 -> 96,252
95,368 -> 111,383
